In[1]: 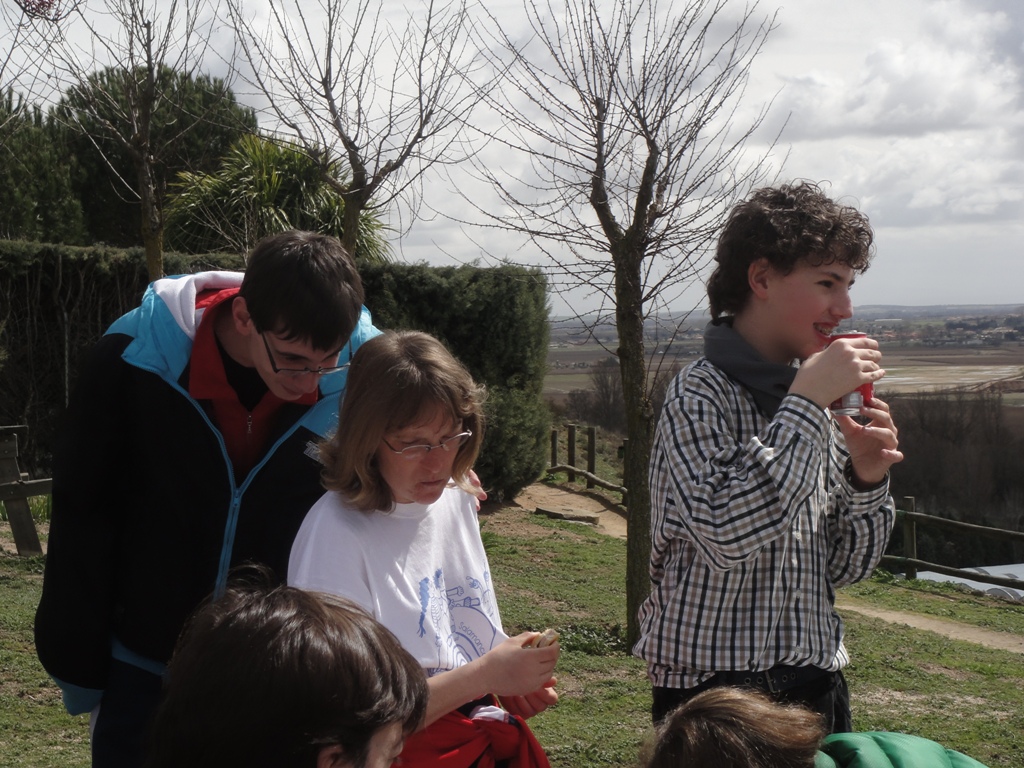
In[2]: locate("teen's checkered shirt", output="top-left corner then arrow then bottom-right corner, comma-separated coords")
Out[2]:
634,358 -> 895,690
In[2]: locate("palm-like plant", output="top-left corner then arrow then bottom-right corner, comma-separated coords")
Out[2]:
165,134 -> 392,264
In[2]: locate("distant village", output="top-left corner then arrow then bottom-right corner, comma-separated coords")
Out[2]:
858,314 -> 1024,347
547,306 -> 1024,369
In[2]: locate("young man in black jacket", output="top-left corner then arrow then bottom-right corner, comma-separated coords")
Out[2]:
35,230 -> 379,768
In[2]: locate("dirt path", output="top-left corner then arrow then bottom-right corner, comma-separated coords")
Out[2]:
501,483 -> 1024,655
511,482 -> 628,539
835,595 -> 1024,655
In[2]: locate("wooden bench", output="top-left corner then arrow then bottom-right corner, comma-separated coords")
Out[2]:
0,426 -> 47,557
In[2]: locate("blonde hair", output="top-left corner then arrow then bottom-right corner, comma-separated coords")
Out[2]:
320,331 -> 485,512
641,687 -> 825,768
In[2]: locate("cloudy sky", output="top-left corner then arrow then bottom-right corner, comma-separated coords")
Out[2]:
395,0 -> 1024,315
5,0 -> 1021,316
751,0 -> 1023,312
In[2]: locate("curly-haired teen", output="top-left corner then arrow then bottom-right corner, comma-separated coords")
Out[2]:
707,182 -> 875,320
634,181 -> 903,731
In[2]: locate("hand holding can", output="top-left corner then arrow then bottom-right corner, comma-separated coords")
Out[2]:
828,332 -> 874,415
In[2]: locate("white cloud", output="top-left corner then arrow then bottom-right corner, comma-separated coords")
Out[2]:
4,0 -> 1019,311
767,1 -> 1018,137
855,220 -> 1024,307
748,0 -> 1024,289
399,0 -> 1024,311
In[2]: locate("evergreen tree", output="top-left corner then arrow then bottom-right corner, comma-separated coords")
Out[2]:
53,66 -> 257,252
0,90 -> 85,243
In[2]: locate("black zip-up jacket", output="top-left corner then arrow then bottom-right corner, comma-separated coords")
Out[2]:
34,272 -> 377,714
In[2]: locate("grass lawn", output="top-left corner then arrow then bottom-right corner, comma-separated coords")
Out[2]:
3,507 -> 1024,767
0,553 -> 90,768
490,513 -> 1024,768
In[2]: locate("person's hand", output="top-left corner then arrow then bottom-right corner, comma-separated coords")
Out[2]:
468,469 -> 487,510
476,632 -> 559,699
836,396 -> 904,488
499,678 -> 559,719
790,335 -> 884,409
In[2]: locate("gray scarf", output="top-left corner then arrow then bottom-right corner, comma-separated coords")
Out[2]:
703,319 -> 796,418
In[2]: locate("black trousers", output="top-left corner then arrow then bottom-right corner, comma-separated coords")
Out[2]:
91,659 -> 164,768
651,668 -> 852,734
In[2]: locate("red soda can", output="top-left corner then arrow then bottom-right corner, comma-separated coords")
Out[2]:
829,332 -> 874,416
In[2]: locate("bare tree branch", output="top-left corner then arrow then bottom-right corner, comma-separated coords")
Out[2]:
224,0 -> 488,256
1,0 -> 79,119
463,0 -> 781,643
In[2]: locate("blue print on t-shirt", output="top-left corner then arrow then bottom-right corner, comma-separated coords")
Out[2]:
417,567 -> 500,669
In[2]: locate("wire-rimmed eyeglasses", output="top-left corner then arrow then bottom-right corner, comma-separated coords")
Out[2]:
260,333 -> 349,377
382,431 -> 473,460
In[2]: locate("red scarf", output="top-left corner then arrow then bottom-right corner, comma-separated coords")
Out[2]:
398,704 -> 551,768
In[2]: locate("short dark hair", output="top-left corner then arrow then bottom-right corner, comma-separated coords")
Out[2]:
320,330 -> 486,512
144,570 -> 427,768
239,230 -> 365,351
641,687 -> 825,768
707,181 -> 874,319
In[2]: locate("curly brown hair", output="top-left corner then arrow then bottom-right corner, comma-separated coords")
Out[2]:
707,181 -> 874,319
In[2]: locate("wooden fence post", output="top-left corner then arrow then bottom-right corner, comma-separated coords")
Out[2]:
586,426 -> 597,490
621,438 -> 629,508
0,429 -> 44,557
902,496 -> 917,580
550,428 -> 558,468
566,424 -> 577,483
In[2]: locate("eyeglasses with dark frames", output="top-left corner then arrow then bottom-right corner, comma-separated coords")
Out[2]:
260,333 -> 349,377
382,431 -> 473,460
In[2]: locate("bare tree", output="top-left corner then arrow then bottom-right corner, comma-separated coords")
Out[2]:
43,0 -> 242,280
225,0 -> 486,258
1,1 -> 76,131
469,0 -> 778,643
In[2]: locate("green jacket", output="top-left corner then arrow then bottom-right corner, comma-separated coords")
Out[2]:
816,732 -> 988,768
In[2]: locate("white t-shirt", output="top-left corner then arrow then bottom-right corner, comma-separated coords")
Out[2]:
288,485 -> 507,676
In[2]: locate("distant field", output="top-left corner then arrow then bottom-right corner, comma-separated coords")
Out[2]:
545,342 -> 1024,404
546,343 -> 695,403
876,345 -> 1024,396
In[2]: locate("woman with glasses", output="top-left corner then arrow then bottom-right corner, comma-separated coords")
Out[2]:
288,331 -> 561,768
289,330 -> 559,768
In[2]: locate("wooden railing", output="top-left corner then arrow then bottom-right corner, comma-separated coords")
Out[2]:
544,440 -> 1024,595
548,425 -> 628,502
881,496 -> 1024,592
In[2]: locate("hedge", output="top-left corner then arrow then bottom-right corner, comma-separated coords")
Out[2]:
0,242 -> 548,499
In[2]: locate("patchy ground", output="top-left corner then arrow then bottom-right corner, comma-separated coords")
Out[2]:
0,521 -> 47,556
487,484 -> 1024,656
505,482 -> 628,539
6,483 -> 1022,655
